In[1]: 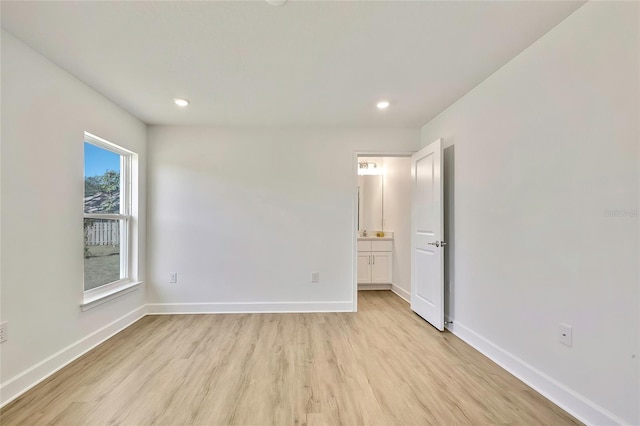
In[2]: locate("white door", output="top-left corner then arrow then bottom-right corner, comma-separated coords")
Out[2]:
357,253 -> 372,284
371,252 -> 392,284
411,139 -> 445,331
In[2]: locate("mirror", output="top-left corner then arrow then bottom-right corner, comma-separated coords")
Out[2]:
358,175 -> 383,232
357,158 -> 384,233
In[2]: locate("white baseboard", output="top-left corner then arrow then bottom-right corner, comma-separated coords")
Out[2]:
390,284 -> 411,303
445,317 -> 629,426
358,283 -> 391,291
147,301 -> 354,315
0,305 -> 147,408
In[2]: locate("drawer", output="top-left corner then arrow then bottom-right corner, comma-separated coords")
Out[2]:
357,241 -> 372,252
371,240 -> 392,252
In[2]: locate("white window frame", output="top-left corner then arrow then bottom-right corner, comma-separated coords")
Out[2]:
82,132 -> 141,310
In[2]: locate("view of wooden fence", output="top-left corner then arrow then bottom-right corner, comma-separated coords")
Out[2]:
85,221 -> 120,246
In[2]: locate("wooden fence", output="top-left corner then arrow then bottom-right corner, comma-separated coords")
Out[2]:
85,221 -> 120,246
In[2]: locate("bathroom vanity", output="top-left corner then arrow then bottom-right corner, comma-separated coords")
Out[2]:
357,236 -> 393,289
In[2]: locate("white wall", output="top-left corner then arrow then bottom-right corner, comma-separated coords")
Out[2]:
382,157 -> 412,301
420,3 -> 639,424
0,31 -> 147,404
147,127 -> 419,311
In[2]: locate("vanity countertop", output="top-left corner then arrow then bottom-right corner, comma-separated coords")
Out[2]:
357,236 -> 393,241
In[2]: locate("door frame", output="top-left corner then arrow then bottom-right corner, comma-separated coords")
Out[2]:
351,150 -> 416,312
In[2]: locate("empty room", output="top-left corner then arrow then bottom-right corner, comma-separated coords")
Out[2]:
1,1 -> 639,425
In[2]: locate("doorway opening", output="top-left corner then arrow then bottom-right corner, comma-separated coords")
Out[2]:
353,140 -> 447,331
353,153 -> 413,311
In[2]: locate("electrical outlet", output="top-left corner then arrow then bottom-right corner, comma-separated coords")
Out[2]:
559,323 -> 572,347
170,272 -> 178,284
0,322 -> 7,343
311,272 -> 320,283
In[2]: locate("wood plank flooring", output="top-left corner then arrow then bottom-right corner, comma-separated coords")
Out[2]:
1,291 -> 580,425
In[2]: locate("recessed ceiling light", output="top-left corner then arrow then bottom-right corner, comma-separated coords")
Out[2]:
174,98 -> 190,107
376,100 -> 390,110
266,0 -> 288,5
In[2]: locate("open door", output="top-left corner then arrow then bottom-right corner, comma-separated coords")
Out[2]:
411,139 -> 445,331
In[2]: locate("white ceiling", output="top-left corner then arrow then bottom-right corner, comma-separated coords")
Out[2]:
1,1 -> 583,127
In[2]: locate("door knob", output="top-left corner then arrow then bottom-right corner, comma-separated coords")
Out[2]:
427,241 -> 447,247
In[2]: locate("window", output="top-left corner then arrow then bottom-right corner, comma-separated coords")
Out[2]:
83,133 -> 137,303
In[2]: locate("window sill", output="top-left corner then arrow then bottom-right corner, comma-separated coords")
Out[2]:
81,280 -> 143,311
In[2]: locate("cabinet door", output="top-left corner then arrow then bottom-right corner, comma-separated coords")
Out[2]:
371,252 -> 392,284
357,253 -> 372,283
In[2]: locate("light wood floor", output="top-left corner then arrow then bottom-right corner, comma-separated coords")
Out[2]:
1,291 -> 580,426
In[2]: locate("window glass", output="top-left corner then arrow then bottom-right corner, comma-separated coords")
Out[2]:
84,218 -> 122,290
83,138 -> 129,292
84,142 -> 121,214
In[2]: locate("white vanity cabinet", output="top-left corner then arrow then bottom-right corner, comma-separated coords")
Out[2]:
357,239 -> 393,285
357,252 -> 373,283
